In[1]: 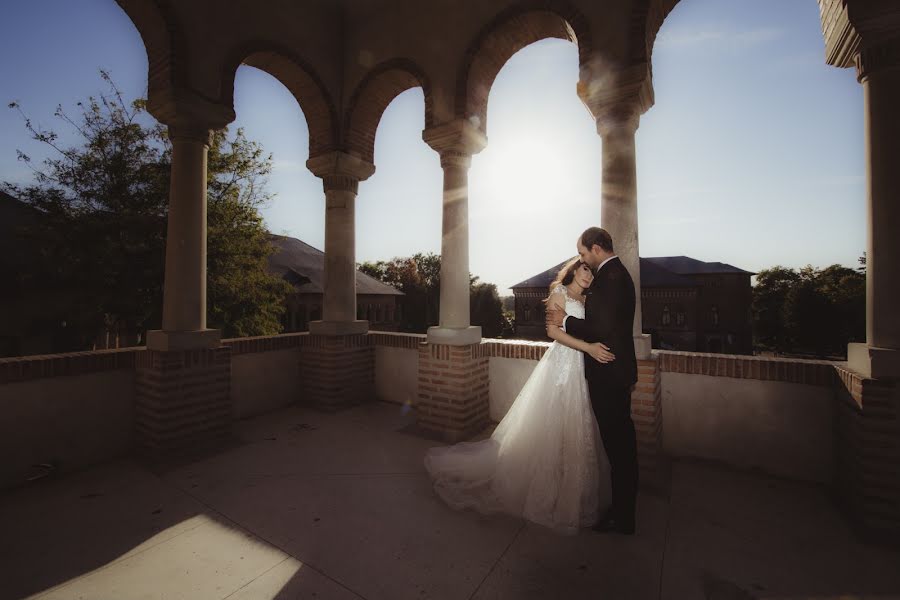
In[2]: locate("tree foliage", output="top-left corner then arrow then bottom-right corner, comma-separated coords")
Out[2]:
2,71 -> 290,349
752,264 -> 864,357
359,253 -> 511,337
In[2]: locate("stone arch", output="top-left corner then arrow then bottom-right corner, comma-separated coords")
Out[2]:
221,42 -> 340,158
455,0 -> 592,131
632,0 -> 684,64
343,59 -> 434,163
114,0 -> 187,99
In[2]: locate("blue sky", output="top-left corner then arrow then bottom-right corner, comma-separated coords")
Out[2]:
0,0 -> 864,294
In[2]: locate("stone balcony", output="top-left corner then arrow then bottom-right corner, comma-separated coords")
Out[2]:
1,333 -> 899,599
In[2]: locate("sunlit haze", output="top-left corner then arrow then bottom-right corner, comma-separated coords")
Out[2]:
0,0 -> 864,294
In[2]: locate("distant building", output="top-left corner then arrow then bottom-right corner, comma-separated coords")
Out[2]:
511,256 -> 754,354
267,235 -> 403,333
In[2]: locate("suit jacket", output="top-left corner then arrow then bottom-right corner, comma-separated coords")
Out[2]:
566,257 -> 638,391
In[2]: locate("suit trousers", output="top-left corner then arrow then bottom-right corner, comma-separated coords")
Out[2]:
588,379 -> 638,524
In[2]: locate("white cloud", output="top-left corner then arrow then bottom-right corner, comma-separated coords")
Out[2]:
656,26 -> 784,50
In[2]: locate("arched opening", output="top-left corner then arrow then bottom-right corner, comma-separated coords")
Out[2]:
348,62 -> 442,333
456,3 -> 592,131
467,38 -> 601,304
343,60 -> 434,163
223,49 -> 339,333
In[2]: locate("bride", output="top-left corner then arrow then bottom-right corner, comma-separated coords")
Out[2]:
424,258 -> 613,534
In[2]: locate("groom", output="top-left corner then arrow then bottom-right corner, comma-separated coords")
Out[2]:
546,227 -> 639,534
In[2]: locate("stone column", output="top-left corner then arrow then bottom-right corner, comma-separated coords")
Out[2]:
138,120 -> 231,459
597,110 -> 652,360
300,152 -> 376,411
306,152 -> 375,336
423,120 -> 487,346
146,124 -> 220,351
847,44 -> 900,379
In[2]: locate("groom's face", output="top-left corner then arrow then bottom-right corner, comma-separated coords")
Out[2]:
577,241 -> 600,270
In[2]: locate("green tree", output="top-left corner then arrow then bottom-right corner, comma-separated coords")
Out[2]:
3,70 -> 290,348
752,264 -> 865,357
752,266 -> 801,353
359,253 -> 510,337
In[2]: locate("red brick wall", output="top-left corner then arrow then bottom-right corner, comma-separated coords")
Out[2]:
416,343 -> 489,442
834,365 -> 900,538
299,334 -> 374,411
134,347 -> 231,459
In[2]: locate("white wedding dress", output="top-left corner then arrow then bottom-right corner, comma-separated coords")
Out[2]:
424,285 -> 611,534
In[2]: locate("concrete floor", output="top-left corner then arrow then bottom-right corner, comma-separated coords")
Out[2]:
1,402 -> 899,600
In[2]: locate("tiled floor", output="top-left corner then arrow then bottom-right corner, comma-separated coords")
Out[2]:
2,402 -> 898,600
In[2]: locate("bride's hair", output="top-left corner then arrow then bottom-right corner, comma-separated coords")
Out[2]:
543,257 -> 584,304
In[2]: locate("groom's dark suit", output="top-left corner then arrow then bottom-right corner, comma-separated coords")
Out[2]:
565,256 -> 639,526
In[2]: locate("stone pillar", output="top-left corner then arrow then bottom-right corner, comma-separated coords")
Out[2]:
138,121 -> 231,459
146,124 -> 220,351
847,44 -> 900,379
300,152 -> 376,410
423,120 -> 487,346
305,151 -> 375,336
597,110 -> 652,360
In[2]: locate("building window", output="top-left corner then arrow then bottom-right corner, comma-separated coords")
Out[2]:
661,305 -> 671,326
524,304 -> 531,321
675,310 -> 685,327
311,305 -> 321,321
711,305 -> 719,327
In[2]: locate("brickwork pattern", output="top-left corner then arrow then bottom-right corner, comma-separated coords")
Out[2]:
834,365 -> 900,538
222,332 -> 308,355
417,343 -> 490,442
633,357 -> 666,489
134,347 -> 231,459
0,347 -> 140,384
299,334 -> 374,411
657,350 -> 837,386
344,59 -> 433,163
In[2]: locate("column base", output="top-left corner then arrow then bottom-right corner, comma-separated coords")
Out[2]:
134,345 -> 232,460
300,334 -> 374,410
634,333 -> 652,360
146,329 -> 221,351
416,342 -> 489,442
308,320 -> 369,336
848,343 -> 900,379
632,355 -> 670,495
426,326 -> 482,346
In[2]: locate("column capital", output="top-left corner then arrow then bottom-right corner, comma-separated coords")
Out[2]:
168,123 -> 213,145
856,38 -> 900,81
149,86 -> 236,133
818,0 -> 900,80
423,119 -> 488,159
306,151 -> 376,193
578,60 -> 653,124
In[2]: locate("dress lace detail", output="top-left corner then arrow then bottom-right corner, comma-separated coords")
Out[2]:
423,284 -> 610,534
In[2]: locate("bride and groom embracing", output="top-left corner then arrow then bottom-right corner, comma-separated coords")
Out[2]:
424,226 -> 639,535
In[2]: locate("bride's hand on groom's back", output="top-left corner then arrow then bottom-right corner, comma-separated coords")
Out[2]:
588,343 -> 616,364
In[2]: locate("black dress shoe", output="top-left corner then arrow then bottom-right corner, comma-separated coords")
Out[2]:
591,516 -> 635,535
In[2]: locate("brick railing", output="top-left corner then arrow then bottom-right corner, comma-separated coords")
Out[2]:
1,334 -> 896,538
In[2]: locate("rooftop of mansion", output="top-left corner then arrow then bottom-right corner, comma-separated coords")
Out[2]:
2,0 -> 900,598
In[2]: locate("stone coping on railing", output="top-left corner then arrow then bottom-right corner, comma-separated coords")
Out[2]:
0,333 -> 855,387
656,350 -> 841,387
0,347 -> 142,384
222,332 -> 309,355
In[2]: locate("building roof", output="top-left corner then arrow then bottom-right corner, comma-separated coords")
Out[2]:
268,235 -> 403,296
642,256 -> 754,276
512,255 -> 752,290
